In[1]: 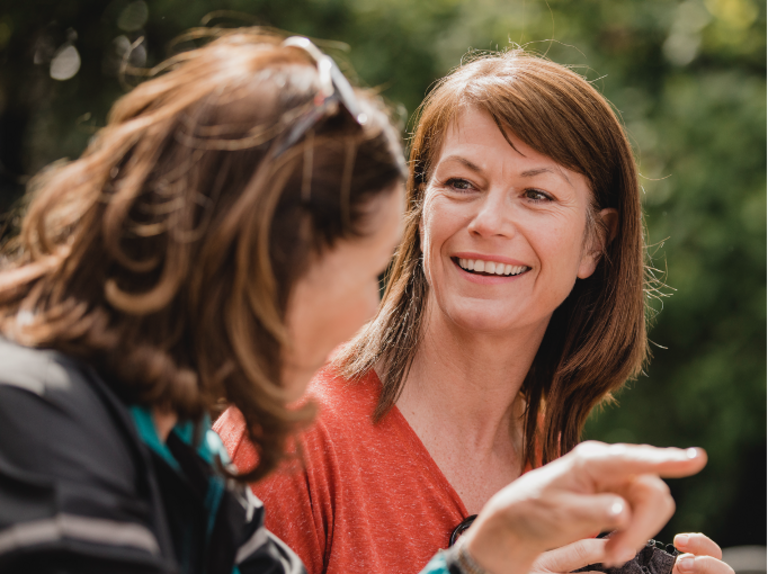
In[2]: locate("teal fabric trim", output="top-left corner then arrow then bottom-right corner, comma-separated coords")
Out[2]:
199,428 -> 230,538
173,418 -> 195,446
419,553 -> 450,574
128,405 -> 181,472
204,475 -> 226,537
203,428 -> 232,466
232,566 -> 241,574
169,413 -> 226,466
129,407 -> 229,557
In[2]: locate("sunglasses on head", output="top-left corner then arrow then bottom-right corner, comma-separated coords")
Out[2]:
272,36 -> 368,158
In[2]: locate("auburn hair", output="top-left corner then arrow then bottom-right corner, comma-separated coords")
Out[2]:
336,49 -> 647,469
0,29 -> 405,482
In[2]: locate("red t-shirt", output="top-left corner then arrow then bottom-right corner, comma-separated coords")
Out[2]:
214,367 -> 534,574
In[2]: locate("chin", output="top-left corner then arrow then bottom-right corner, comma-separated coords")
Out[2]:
448,312 -> 521,334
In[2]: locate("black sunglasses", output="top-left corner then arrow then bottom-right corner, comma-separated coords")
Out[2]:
450,514 -> 477,546
272,36 -> 368,158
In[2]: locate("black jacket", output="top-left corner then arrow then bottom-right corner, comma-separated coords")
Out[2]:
0,338 -> 305,574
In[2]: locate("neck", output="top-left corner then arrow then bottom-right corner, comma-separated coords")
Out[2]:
393,297 -> 549,513
396,295 -> 548,462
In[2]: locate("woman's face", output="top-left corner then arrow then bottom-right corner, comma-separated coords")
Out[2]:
282,184 -> 405,399
421,107 -> 615,336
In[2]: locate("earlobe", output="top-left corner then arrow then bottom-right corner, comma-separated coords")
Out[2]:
577,208 -> 618,279
577,251 -> 600,279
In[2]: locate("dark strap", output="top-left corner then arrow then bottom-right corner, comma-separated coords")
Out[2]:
573,539 -> 679,574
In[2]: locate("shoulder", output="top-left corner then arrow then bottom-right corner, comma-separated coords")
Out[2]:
214,366 -> 383,472
0,339 -> 167,571
0,339 -> 135,464
306,365 -> 381,426
0,337 -> 90,398
0,336 -> 142,486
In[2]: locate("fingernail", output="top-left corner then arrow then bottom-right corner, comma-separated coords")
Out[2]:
675,534 -> 689,548
609,500 -> 624,516
686,448 -> 699,459
678,556 -> 695,573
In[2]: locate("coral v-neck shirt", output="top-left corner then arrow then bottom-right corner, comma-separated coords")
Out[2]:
214,368 -> 473,574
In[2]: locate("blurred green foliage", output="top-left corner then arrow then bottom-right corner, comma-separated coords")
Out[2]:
0,0 -> 764,549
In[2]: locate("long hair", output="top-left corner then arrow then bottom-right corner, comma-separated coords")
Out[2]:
0,29 -> 406,482
336,49 -> 647,470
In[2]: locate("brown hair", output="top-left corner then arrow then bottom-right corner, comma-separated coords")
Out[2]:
0,29 -> 405,482
337,49 -> 647,469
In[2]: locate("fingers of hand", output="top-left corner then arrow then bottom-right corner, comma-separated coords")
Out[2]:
675,554 -> 735,574
570,442 -> 707,483
560,492 -> 631,538
602,474 -> 675,566
532,538 -> 609,573
674,533 -> 723,559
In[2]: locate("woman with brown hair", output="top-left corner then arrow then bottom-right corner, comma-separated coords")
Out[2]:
217,50 -> 732,574
0,30 -> 408,573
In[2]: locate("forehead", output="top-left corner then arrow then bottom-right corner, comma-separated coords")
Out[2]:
436,107 -> 579,181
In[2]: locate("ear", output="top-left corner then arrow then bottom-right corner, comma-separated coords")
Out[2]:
577,207 -> 618,279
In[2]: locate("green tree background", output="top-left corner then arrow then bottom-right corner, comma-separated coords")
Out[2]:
0,0 -> 764,549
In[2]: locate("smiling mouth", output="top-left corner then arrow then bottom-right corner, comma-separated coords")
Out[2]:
454,257 -> 530,277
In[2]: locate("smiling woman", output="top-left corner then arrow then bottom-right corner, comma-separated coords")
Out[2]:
215,48 -> 732,574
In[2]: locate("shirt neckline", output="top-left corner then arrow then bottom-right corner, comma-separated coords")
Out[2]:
367,369 -> 471,518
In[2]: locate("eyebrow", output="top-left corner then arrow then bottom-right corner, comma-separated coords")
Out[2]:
438,155 -> 575,187
438,155 -> 484,173
521,167 -> 573,186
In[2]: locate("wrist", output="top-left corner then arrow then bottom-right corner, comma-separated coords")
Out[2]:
445,536 -> 492,574
460,512 -> 541,574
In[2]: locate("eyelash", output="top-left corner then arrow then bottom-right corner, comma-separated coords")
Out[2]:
445,178 -> 554,203
445,178 -> 475,192
524,189 -> 553,202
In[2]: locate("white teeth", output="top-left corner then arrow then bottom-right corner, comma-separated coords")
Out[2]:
457,258 -> 528,276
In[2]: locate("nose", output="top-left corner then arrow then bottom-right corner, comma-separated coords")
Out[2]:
467,189 -> 514,238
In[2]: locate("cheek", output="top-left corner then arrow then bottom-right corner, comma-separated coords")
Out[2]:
420,199 -> 460,282
534,222 -> 588,284
348,282 -> 380,332
320,280 -> 380,354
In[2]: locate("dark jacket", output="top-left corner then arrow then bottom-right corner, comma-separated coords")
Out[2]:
0,338 -> 305,574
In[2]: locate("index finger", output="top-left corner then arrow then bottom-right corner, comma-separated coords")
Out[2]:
570,443 -> 707,482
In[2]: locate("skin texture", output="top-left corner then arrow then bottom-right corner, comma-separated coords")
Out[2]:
420,106 -> 616,337
282,184 -> 405,399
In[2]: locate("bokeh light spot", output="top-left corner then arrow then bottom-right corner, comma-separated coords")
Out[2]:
50,45 -> 81,81
118,1 -> 149,32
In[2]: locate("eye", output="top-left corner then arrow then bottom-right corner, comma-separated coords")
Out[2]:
523,188 -> 553,202
446,178 -> 476,193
